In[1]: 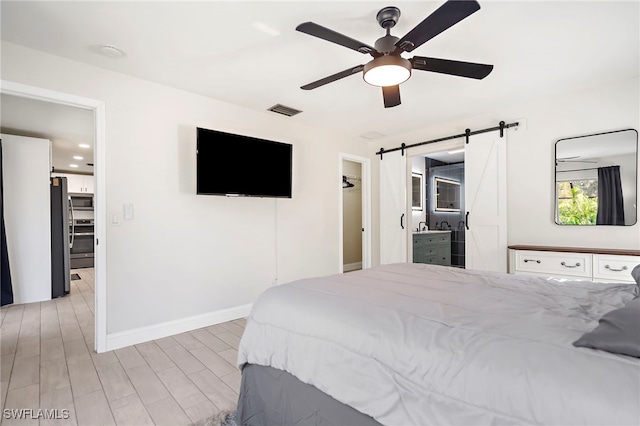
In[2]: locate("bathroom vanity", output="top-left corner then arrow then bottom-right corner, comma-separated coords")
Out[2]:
413,231 -> 451,266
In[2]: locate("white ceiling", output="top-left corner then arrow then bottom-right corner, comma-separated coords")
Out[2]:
1,1 -> 638,143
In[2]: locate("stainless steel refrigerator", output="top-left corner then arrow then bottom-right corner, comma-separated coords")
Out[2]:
51,176 -> 70,298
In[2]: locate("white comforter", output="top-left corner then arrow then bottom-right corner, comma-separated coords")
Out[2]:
238,263 -> 640,425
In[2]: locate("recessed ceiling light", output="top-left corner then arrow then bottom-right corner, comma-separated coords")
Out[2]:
100,45 -> 124,58
79,144 -> 90,149
69,164 -> 79,168
447,148 -> 465,154
73,156 -> 83,160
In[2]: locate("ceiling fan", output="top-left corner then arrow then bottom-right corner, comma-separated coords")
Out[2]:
296,0 -> 493,108
556,156 -> 598,165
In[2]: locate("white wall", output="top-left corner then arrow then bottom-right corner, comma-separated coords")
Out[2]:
370,77 -> 640,266
1,134 -> 52,304
1,42 -> 368,340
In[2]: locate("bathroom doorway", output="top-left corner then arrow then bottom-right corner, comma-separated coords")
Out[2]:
411,148 -> 467,268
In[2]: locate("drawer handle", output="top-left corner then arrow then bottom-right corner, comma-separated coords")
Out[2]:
561,262 -> 580,268
604,265 -> 628,272
523,259 -> 541,264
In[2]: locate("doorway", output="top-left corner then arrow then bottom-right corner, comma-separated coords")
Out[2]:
401,131 -> 507,272
342,160 -> 362,272
339,153 -> 371,273
410,149 -> 467,268
1,80 -> 107,352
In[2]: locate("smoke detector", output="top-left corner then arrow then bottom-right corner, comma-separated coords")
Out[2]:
100,45 -> 124,58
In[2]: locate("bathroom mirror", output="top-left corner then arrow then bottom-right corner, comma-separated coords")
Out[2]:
412,173 -> 423,211
555,129 -> 637,226
435,177 -> 461,212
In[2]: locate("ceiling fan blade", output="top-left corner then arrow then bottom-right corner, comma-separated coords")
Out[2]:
394,0 -> 480,53
301,65 -> 364,90
411,56 -> 493,79
382,85 -> 401,108
296,22 -> 378,55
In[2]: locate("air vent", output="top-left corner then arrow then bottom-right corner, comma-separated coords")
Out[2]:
360,131 -> 386,140
267,104 -> 302,117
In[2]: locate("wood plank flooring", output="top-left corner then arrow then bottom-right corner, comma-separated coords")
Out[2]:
0,268 -> 244,425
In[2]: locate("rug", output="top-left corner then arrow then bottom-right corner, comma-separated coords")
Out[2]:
70,273 -> 81,280
190,410 -> 237,426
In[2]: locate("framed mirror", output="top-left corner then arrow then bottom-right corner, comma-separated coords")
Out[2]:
412,173 -> 423,211
555,129 -> 637,226
435,177 -> 461,212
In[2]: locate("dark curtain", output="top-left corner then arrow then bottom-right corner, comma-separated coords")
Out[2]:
596,165 -> 625,226
1,140 -> 14,306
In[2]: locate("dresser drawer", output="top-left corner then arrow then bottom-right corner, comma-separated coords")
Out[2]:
514,250 -> 592,278
593,254 -> 639,284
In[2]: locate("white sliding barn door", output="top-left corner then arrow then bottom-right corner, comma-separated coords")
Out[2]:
465,131 -> 508,272
380,151 -> 407,264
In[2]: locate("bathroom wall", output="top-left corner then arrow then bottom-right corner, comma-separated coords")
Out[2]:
411,155 -> 427,231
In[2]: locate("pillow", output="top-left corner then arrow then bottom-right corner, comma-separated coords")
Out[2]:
573,297 -> 640,358
631,264 -> 640,297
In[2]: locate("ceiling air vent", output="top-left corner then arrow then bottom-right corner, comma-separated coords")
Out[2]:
267,104 -> 302,117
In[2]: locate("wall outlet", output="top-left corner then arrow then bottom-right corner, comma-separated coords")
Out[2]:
111,214 -> 120,226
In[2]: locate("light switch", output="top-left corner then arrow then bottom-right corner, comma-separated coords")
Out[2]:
123,203 -> 134,220
111,214 -> 120,225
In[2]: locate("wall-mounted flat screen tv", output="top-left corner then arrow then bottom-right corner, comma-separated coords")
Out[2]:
196,127 -> 292,198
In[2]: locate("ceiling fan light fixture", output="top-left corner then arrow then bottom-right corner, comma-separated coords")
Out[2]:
363,56 -> 411,87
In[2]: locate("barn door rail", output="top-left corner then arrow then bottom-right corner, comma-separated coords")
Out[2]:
376,121 -> 519,159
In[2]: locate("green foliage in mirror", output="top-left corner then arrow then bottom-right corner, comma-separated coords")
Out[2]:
556,180 -> 597,225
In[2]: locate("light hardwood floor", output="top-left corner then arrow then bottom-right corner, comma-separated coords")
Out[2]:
0,268 -> 244,425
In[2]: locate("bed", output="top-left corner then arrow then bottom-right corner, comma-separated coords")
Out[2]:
237,263 -> 640,425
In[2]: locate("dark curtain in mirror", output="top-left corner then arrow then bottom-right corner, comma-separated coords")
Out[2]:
596,166 -> 625,225
0,141 -> 14,306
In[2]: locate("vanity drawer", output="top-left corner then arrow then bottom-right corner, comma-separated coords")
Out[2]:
419,253 -> 451,266
514,250 -> 591,278
593,254 -> 639,284
413,234 -> 450,247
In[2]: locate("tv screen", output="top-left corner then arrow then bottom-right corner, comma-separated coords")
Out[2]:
196,127 -> 292,198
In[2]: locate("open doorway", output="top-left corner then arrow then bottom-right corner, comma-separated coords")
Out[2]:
339,153 -> 371,273
342,160 -> 362,272
1,80 -> 107,352
408,141 -> 466,269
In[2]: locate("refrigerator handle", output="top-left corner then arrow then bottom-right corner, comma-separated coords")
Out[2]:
69,197 -> 75,249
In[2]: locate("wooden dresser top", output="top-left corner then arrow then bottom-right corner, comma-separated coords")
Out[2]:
508,245 -> 640,257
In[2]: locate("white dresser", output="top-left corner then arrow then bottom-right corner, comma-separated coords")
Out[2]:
508,245 -> 640,284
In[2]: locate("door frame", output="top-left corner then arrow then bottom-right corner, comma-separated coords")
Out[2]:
338,153 -> 371,272
1,80 -> 108,352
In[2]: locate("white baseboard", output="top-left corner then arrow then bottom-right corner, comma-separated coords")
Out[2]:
105,304 -> 252,352
343,262 -> 362,272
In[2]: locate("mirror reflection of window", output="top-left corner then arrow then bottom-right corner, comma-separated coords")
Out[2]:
435,177 -> 461,212
412,173 -> 423,211
555,129 -> 637,226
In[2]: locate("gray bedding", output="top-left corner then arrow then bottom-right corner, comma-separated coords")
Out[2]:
237,364 -> 382,426
238,263 -> 640,425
